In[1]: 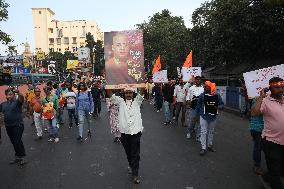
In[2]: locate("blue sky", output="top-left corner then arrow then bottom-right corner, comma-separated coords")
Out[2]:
0,0 -> 206,55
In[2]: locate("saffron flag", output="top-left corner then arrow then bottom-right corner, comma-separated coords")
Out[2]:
152,55 -> 161,74
183,50 -> 192,67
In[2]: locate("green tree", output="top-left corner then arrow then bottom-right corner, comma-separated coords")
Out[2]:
136,9 -> 191,76
85,32 -> 95,66
0,0 -> 12,45
191,0 -> 284,69
93,40 -> 104,75
46,51 -> 63,72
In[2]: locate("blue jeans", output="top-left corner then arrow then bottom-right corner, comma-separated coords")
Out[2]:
78,109 -> 92,137
186,108 -> 200,137
45,118 -> 58,138
163,101 -> 172,122
250,130 -> 262,167
67,109 -> 78,127
58,107 -> 64,124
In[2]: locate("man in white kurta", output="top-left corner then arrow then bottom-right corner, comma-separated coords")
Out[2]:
110,88 -> 143,184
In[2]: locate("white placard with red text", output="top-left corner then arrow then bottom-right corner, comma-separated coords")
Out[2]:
181,67 -> 202,82
243,64 -> 284,98
153,70 -> 168,83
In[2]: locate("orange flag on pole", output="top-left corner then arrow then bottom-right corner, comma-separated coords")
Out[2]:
152,55 -> 161,74
183,50 -> 192,67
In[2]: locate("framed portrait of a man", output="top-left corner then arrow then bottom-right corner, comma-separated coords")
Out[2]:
104,30 -> 145,89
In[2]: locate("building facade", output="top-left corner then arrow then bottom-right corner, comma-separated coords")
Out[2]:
32,8 -> 103,53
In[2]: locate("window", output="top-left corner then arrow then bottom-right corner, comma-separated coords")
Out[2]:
39,11 -> 41,14
56,38 -> 61,45
64,37 -> 69,44
59,48 -> 61,52
48,28 -> 53,33
91,26 -> 94,28
49,38 -> 54,44
72,37 -> 77,44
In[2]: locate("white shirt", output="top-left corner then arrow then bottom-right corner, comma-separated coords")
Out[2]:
186,85 -> 204,101
184,82 -> 191,91
110,94 -> 144,135
173,85 -> 187,102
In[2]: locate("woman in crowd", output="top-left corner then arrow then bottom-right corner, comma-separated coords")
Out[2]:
76,82 -> 94,142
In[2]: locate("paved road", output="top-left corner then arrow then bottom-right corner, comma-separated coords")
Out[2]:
0,101 -> 264,189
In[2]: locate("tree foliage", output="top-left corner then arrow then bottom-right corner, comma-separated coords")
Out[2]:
85,33 -> 104,75
136,1 -> 284,74
46,51 -> 76,73
191,0 -> 284,68
136,9 -> 191,76
0,0 -> 12,45
93,40 -> 104,75
85,32 -> 95,65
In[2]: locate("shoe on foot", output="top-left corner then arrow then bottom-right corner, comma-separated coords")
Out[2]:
48,138 -> 54,142
54,138 -> 59,143
199,149 -> 207,156
113,137 -> 120,143
127,166 -> 132,174
34,136 -> 43,141
208,146 -> 216,152
19,159 -> 27,166
87,130 -> 92,137
76,136 -> 83,142
186,133 -> 191,139
9,158 -> 22,164
133,176 -> 141,184
253,166 -> 264,175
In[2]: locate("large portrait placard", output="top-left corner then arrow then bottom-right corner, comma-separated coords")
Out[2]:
104,30 -> 145,89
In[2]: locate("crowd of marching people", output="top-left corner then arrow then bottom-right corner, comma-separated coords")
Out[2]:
146,75 -> 284,189
0,72 -> 283,188
146,76 -> 224,155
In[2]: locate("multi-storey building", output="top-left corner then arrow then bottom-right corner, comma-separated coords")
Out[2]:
32,8 -> 103,53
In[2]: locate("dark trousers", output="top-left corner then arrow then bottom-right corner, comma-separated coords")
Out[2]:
175,102 -> 185,125
94,100 -> 101,115
5,124 -> 26,158
155,96 -> 163,111
121,132 -> 142,176
67,109 -> 78,127
263,139 -> 284,189
250,130 -> 262,167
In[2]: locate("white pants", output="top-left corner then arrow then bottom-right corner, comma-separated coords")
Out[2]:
200,116 -> 216,150
33,112 -> 43,137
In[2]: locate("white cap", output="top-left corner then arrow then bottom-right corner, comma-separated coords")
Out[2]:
124,88 -> 137,93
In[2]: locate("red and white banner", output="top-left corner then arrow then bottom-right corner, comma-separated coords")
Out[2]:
243,64 -> 284,98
